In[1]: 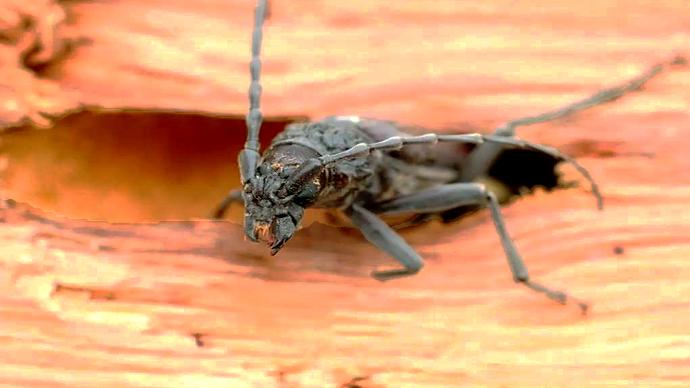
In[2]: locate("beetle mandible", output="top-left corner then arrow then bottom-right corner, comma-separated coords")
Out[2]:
214,0 -> 683,312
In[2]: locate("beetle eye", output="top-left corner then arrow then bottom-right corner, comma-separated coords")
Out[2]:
294,183 -> 318,207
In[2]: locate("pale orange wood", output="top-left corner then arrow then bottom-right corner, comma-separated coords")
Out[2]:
0,0 -> 78,127
0,1 -> 689,387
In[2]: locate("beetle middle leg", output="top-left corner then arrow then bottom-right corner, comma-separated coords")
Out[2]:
368,182 -> 588,312
347,204 -> 424,281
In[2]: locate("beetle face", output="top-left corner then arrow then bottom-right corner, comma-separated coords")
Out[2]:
242,166 -> 306,255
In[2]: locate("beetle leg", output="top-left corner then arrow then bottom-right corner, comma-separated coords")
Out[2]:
371,182 -> 588,313
347,204 -> 424,281
212,189 -> 244,219
461,56 -> 686,182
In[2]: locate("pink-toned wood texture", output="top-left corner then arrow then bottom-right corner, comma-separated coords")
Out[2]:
0,1 -> 689,386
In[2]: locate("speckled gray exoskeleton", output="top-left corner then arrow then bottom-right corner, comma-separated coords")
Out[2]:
214,0 -> 683,312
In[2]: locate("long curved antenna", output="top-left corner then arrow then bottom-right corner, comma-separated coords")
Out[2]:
460,55 -> 687,182
279,132 -> 603,209
238,0 -> 268,184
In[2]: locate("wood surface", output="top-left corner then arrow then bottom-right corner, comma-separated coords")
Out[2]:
0,1 -> 689,387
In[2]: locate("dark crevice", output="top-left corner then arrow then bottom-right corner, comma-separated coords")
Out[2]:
488,148 -> 561,195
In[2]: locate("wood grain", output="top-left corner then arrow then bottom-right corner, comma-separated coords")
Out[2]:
1,1 -> 689,387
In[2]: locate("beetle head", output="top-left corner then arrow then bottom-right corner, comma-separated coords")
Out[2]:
242,163 -> 320,255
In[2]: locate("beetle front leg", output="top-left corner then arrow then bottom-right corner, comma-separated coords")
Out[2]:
212,189 -> 244,219
347,204 -> 424,281
372,183 -> 588,313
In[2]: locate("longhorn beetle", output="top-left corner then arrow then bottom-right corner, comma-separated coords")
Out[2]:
214,0 -> 683,312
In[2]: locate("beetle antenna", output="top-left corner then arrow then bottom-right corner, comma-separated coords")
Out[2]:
238,0 -> 268,183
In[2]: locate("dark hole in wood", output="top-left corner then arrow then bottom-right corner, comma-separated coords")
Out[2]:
489,148 -> 560,195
